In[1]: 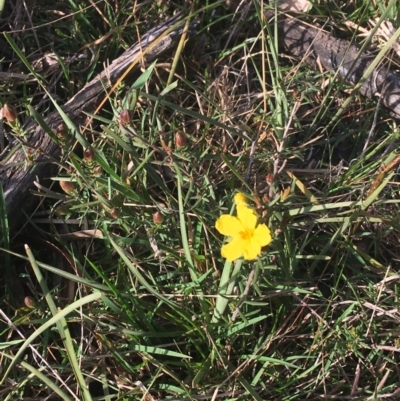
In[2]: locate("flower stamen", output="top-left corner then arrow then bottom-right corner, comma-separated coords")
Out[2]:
240,229 -> 253,241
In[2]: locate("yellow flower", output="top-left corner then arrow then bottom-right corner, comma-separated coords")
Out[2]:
216,203 -> 272,261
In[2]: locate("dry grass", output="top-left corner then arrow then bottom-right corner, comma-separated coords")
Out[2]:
1,0 -> 400,400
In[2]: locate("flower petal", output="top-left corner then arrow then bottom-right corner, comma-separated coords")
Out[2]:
237,203 -> 257,230
221,237 -> 245,261
215,214 -> 243,237
234,192 -> 248,206
242,238 -> 262,260
253,224 -> 272,247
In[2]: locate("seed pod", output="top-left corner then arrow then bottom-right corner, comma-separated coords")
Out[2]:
2,104 -> 17,123
153,211 -> 164,225
120,109 -> 132,125
59,180 -> 75,194
175,132 -> 186,147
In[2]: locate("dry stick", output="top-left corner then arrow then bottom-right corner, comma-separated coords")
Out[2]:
267,12 -> 400,117
0,12 -> 196,237
90,13 -> 194,122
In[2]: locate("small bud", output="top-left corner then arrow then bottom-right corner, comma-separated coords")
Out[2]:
282,186 -> 291,200
120,109 -> 132,125
24,296 -> 37,308
262,194 -> 270,203
266,173 -> 274,184
153,211 -> 164,225
175,132 -> 186,147
2,104 -> 17,123
55,204 -> 70,216
110,208 -> 120,218
84,147 -> 95,163
59,180 -> 75,194
93,165 -> 102,176
25,148 -> 34,164
56,123 -> 68,138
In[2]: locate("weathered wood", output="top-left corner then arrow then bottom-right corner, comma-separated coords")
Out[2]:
269,12 -> 400,117
0,12 -> 195,234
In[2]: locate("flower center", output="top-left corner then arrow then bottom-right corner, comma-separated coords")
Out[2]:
239,228 -> 253,241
